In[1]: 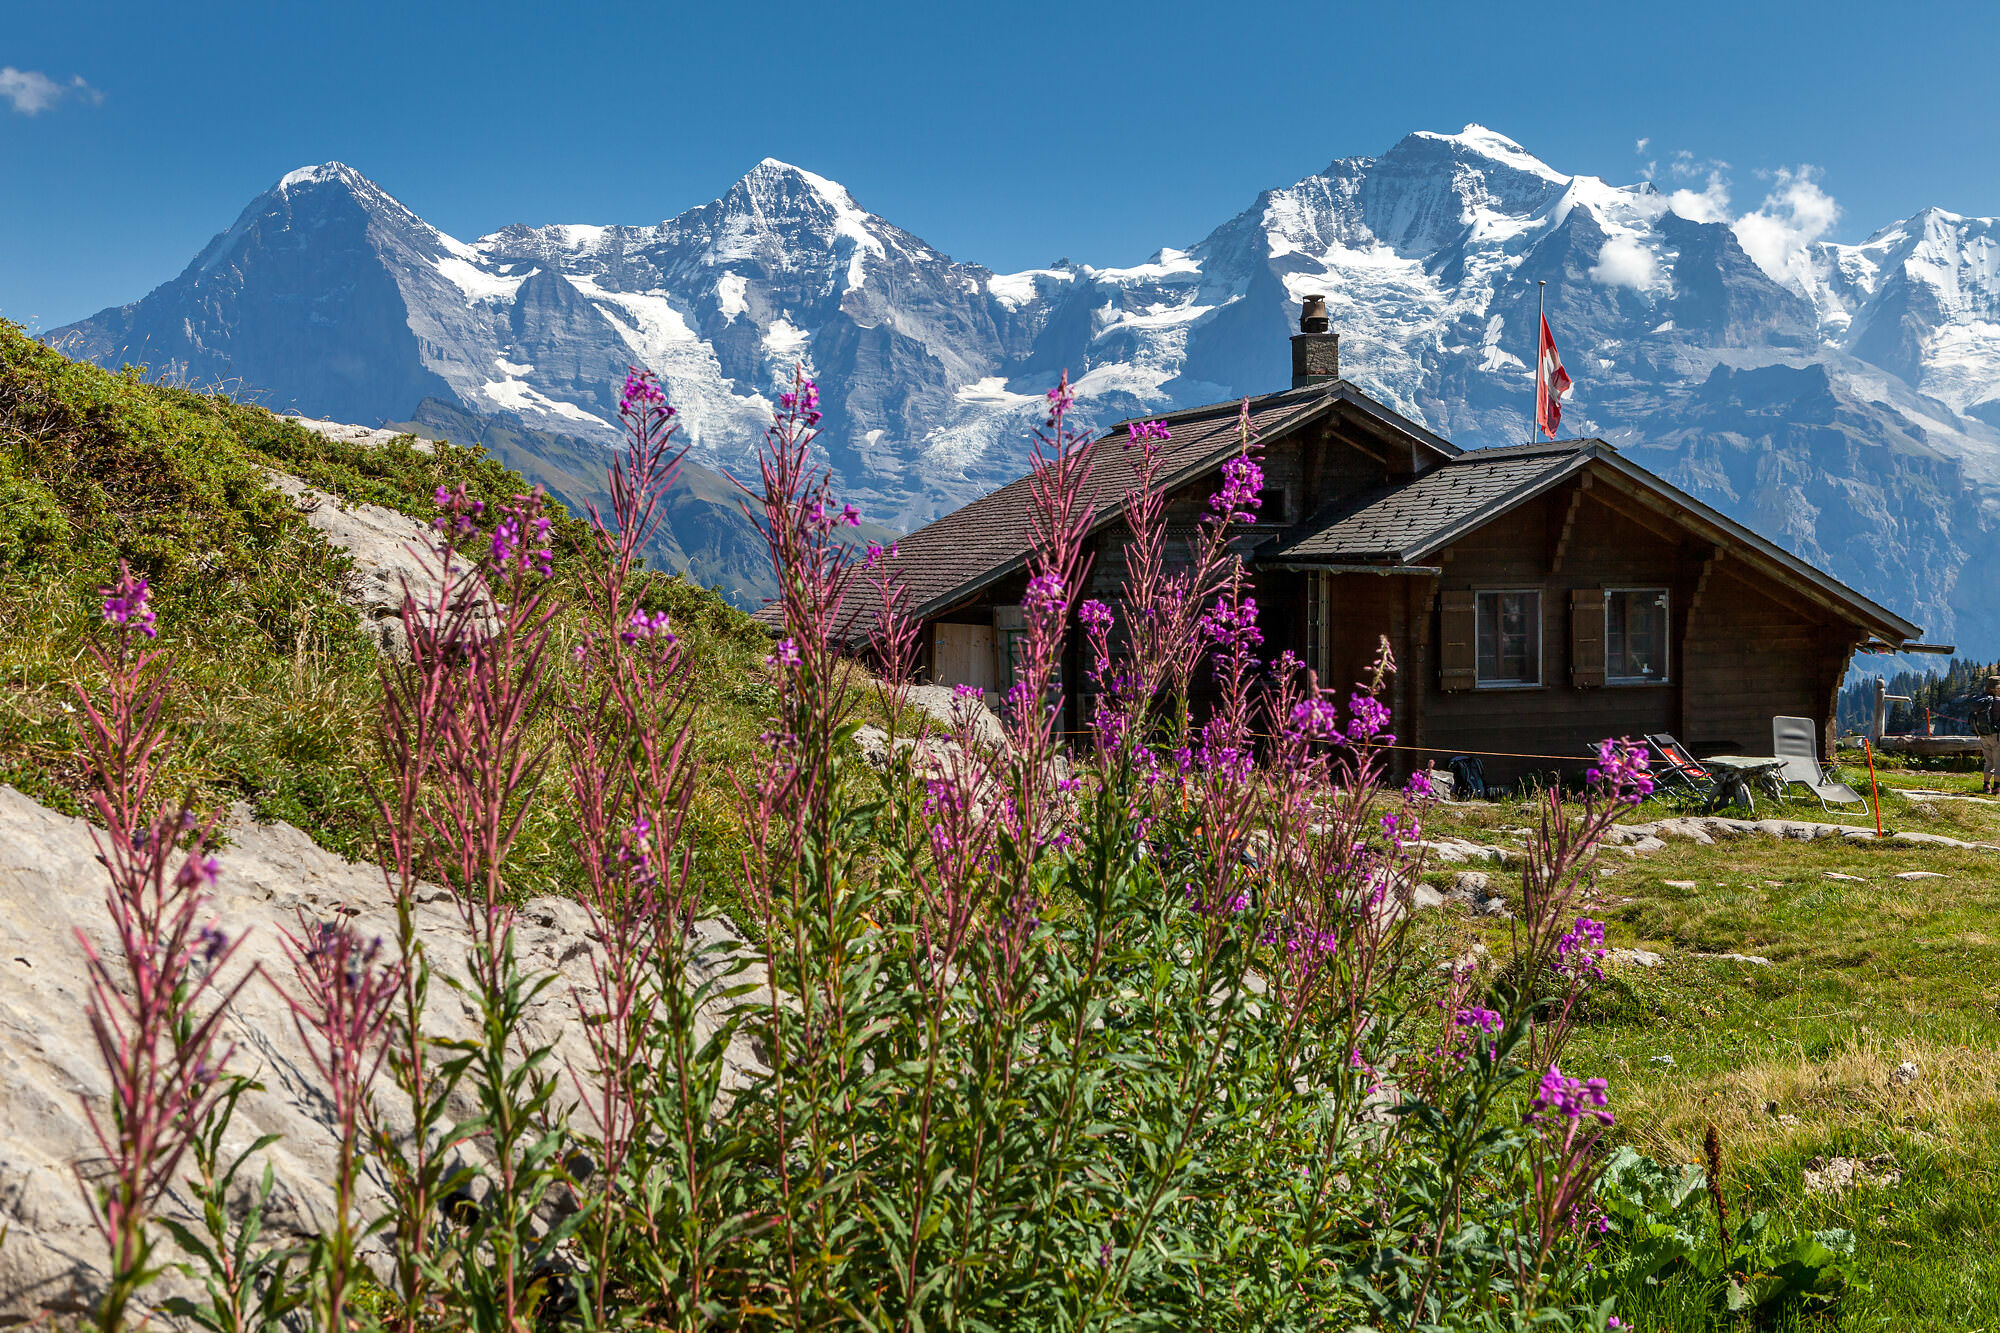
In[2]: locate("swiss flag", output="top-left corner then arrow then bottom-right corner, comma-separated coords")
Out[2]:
1536,314 -> 1573,440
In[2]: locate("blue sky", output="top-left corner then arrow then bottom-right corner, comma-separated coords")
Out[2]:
5,0 -> 1995,329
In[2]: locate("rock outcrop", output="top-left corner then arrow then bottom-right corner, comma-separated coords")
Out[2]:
265,471 -> 448,658
0,785 -> 761,1325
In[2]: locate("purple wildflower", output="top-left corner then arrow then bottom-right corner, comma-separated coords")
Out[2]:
1284,696 -> 1341,744
1587,737 -> 1655,806
100,568 -> 157,639
1527,1065 -> 1615,1126
1207,452 -> 1263,525
1198,596 -> 1261,653
619,608 -> 675,646
778,379 -> 822,426
1023,571 -> 1066,623
618,367 -> 671,417
1454,1007 -> 1502,1034
1345,693 -> 1393,743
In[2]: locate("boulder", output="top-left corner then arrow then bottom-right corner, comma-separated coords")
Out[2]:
266,472 -> 454,659
899,684 -> 1011,752
0,785 -> 762,1325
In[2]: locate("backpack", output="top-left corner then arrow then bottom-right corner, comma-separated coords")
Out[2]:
1447,754 -> 1488,800
1971,695 -> 2000,737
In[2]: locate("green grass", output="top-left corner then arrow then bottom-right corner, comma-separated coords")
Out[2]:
1430,767 -> 2000,1328
0,316 -> 780,910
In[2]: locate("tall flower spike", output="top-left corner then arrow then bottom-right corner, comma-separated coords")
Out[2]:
99,564 -> 156,640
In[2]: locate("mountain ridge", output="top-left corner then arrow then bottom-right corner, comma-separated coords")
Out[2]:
50,128 -> 2000,647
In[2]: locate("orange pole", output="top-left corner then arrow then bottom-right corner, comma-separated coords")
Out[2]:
1864,737 -> 1884,837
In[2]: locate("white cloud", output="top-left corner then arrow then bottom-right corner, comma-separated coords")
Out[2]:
1,66 -> 98,114
1730,166 -> 1840,287
1666,171 -> 1732,224
1634,136 -> 1651,154
1589,235 -> 1659,289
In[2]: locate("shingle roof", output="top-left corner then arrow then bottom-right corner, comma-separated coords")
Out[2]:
755,385 -> 1344,629
1266,443 -> 1587,562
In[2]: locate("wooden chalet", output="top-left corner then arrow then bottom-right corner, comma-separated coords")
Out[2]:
862,300 -> 1925,783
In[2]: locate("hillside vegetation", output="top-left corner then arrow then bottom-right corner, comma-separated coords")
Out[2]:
0,319 -> 775,895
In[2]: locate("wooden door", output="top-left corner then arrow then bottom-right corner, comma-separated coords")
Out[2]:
932,623 -> 997,693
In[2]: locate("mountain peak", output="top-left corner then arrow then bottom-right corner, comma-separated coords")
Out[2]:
1397,124 -> 1566,182
275,161 -> 372,194
735,157 -> 866,214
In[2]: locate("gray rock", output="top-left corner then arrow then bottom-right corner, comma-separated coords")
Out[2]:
0,785 -> 762,1326
1609,947 -> 1665,969
1890,1059 -> 1920,1087
266,471 -> 456,658
281,416 -> 433,454
899,684 -> 1010,753
1803,1155 -> 1902,1194
1398,883 -> 1447,912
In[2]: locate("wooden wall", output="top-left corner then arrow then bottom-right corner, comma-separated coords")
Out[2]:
1681,562 -> 1839,755
1354,474 -> 1862,786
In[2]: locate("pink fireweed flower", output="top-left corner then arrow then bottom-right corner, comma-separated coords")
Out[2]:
767,638 -> 802,668
431,483 -> 486,538
1284,696 -> 1341,744
1045,378 -> 1075,419
1526,1065 -> 1614,1126
1404,768 -> 1436,799
1556,915 -> 1608,980
176,855 -> 223,893
488,493 -> 555,579
1197,595 -> 1261,653
1588,737 -> 1655,805
1345,693 -> 1393,744
619,608 -> 675,646
1207,452 -> 1263,525
1454,1006 -> 1502,1034
100,566 -> 157,638
1125,419 -> 1170,457
1023,571 -> 1066,623
778,379 -> 822,425
1077,598 -> 1114,634
840,503 -> 860,527
617,366 -> 671,417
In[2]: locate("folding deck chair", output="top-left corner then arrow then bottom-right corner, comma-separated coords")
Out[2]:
1771,716 -> 1867,812
1642,734 -> 1719,811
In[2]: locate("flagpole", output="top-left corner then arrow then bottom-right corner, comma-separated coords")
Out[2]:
1533,280 -> 1546,444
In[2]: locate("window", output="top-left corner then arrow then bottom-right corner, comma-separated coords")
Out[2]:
1475,590 -> 1541,686
1254,487 -> 1289,524
1606,588 -> 1669,683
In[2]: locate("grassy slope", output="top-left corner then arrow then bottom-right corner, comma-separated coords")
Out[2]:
1433,764 -> 2000,1328
0,318 -> 778,904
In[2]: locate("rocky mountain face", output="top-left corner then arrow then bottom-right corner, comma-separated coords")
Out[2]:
52,130 -> 2000,649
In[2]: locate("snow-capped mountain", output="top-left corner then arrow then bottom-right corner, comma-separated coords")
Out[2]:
51,128 -> 2000,648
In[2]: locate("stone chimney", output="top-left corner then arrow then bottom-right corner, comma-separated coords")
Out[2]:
1291,294 -> 1340,388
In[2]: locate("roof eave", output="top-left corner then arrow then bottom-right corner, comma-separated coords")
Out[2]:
1585,448 -> 1922,642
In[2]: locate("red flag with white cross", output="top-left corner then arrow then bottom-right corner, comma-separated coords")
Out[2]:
1536,314 -> 1573,440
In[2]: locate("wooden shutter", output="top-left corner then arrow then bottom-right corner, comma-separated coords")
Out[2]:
1439,590 -> 1476,692
1570,588 -> 1605,689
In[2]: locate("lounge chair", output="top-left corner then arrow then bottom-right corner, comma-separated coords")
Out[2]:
1641,733 -> 1719,811
1771,716 -> 1866,812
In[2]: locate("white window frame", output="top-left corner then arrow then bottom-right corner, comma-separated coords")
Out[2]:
1474,588 -> 1543,689
1604,587 -> 1671,686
